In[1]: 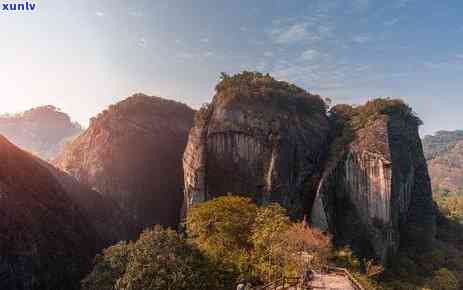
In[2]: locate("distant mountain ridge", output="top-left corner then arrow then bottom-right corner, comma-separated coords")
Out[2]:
0,105 -> 82,160
422,130 -> 463,193
422,130 -> 463,160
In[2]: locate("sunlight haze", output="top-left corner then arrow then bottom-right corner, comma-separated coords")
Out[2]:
1,0 -> 462,134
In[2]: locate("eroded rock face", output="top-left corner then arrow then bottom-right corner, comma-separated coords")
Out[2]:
312,106 -> 435,262
184,73 -> 330,217
0,106 -> 82,160
0,135 -> 99,290
54,94 -> 195,229
184,75 -> 435,264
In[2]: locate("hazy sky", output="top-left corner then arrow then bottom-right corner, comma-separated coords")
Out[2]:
1,0 -> 462,135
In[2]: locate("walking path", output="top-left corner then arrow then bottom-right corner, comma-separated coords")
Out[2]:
255,268 -> 362,290
307,272 -> 356,290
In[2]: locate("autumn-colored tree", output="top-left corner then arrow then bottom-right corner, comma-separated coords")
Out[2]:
187,196 -> 332,285
282,223 -> 332,274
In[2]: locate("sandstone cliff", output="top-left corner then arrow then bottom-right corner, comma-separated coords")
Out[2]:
54,94 -> 195,229
311,100 -> 436,262
0,106 -> 82,160
183,72 -> 331,217
0,135 -> 99,290
183,73 -> 436,263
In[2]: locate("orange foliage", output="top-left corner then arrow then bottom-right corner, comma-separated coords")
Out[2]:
284,223 -> 331,253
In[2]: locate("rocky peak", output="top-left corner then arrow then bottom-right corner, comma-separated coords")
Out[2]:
54,94 -> 195,230
184,72 -> 331,218
90,93 -> 193,128
184,74 -> 436,264
312,98 -> 435,262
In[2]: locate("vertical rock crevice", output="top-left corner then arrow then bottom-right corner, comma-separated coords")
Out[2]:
311,102 -> 436,263
183,72 -> 330,218
183,75 -> 435,264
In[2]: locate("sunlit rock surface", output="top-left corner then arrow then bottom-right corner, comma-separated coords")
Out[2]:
55,94 -> 194,229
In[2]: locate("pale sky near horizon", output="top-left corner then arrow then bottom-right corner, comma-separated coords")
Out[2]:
0,0 -> 462,135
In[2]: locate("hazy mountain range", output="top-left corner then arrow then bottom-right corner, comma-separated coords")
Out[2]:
0,106 -> 82,160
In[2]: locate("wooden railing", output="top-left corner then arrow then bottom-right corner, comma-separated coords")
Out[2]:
252,267 -> 365,290
325,266 -> 365,290
255,276 -> 300,290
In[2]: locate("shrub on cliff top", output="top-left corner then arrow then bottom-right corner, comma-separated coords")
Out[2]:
351,98 -> 422,130
325,98 -> 422,163
213,71 -> 327,115
330,98 -> 422,133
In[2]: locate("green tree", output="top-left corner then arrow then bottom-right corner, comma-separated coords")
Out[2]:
187,196 -> 258,282
251,203 -> 291,282
81,241 -> 132,290
82,226 -> 224,290
187,196 -> 332,285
